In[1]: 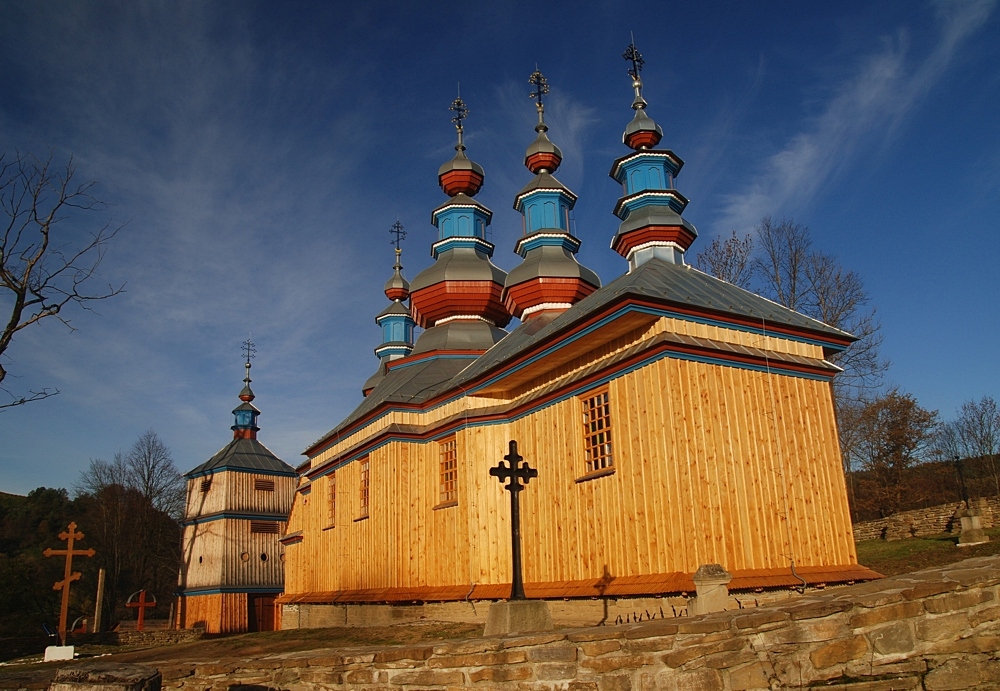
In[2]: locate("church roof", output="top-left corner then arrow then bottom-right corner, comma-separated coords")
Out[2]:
307,258 -> 855,458
186,437 -> 296,478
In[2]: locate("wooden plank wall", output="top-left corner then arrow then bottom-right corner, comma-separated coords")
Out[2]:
177,592 -> 247,633
285,353 -> 855,597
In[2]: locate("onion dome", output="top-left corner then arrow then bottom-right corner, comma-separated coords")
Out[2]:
610,42 -> 698,270
409,95 -> 510,353
364,232 -> 416,396
437,94 -> 485,197
232,339 -> 261,440
503,70 -> 600,321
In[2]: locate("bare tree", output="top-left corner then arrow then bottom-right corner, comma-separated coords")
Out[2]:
956,396 -> 1000,495
752,216 -> 812,312
0,151 -> 125,409
695,230 -> 755,289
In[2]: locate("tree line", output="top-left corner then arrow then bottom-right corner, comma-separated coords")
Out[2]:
0,431 -> 183,638
697,218 -> 998,521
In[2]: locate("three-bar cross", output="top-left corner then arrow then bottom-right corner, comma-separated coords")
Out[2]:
43,522 -> 95,646
490,440 -> 538,600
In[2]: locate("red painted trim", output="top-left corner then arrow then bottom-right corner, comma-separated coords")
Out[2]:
612,225 -> 697,257
525,151 -> 562,174
233,429 -> 257,440
624,129 -> 662,150
384,288 -> 408,301
502,276 -> 598,318
409,280 -> 511,329
438,170 -> 483,197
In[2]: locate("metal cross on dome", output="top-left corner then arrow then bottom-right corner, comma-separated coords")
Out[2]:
529,69 -> 549,106
242,337 -> 256,366
450,93 -> 468,128
389,220 -> 406,250
623,40 -> 645,79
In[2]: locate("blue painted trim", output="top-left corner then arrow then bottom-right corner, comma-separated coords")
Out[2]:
185,466 -> 297,480
183,512 -> 287,526
308,342 -> 832,479
179,587 -> 283,596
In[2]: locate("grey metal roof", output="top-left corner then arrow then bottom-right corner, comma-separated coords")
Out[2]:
186,438 -> 295,478
451,258 -> 855,388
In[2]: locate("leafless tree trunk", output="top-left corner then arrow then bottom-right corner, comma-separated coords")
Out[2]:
956,396 -> 1000,496
0,151 -> 125,409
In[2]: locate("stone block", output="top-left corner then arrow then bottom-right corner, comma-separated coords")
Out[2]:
581,639 -> 622,657
503,632 -> 568,648
900,581 -> 959,600
868,622 -> 915,655
758,617 -> 850,646
373,645 -> 434,663
625,621 -> 680,639
915,612 -> 970,641
469,665 -> 532,683
924,588 -> 994,613
699,650 -> 756,670
433,639 -> 504,655
483,600 -> 554,636
50,663 -> 162,691
341,669 -> 377,684
663,638 -> 743,668
688,564 -> 732,616
726,662 -> 771,691
675,618 -> 731,634
675,668 -> 724,691
581,654 -> 654,673
929,634 -> 1000,654
625,636 -> 682,653
924,657 -> 1000,690
535,662 -> 578,680
599,673 -> 632,691
44,647 -> 75,662
809,635 -> 869,669
849,601 -> 924,629
780,600 -> 852,620
569,629 -> 628,643
389,669 -> 465,685
731,610 -> 789,629
528,646 -> 577,662
970,604 -> 1000,628
429,650 -> 526,668
851,591 -> 905,609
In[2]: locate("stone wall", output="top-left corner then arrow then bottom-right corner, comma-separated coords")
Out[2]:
853,496 -> 999,541
159,555 -> 1000,690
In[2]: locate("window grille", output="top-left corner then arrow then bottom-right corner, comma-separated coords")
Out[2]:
439,437 -> 458,505
254,478 -> 275,492
582,387 -> 613,473
359,458 -> 370,518
250,521 -> 279,534
200,479 -> 211,493
327,472 -> 336,527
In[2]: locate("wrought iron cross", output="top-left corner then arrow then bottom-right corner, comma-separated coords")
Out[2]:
623,40 -> 644,79
43,522 -> 95,646
529,69 -> 549,106
450,94 -> 469,127
389,220 -> 406,250
242,337 -> 256,366
490,440 -> 538,600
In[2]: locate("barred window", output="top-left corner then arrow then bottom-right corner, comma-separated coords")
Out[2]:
358,458 -> 370,518
327,472 -> 336,527
438,437 -> 458,506
582,387 -> 613,474
250,521 -> 280,534
200,479 -> 211,493
254,478 -> 275,492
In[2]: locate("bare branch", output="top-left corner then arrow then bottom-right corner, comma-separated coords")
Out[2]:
0,151 -> 125,409
695,230 -> 755,289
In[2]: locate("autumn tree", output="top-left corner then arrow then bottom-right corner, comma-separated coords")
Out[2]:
0,152 -> 124,409
852,389 -> 938,517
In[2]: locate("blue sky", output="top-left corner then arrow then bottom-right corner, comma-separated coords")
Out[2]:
1,1 -> 997,495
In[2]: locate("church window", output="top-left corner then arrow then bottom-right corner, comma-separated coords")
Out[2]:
358,458 -> 370,518
200,478 -> 211,493
581,387 -> 614,475
254,478 -> 275,492
437,437 -> 458,508
327,472 -> 336,527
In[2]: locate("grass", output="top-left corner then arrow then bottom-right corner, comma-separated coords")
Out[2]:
856,526 -> 1000,576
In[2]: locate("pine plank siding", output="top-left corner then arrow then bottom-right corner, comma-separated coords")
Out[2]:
281,310 -> 864,604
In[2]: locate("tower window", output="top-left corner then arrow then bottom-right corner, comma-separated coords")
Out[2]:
437,437 -> 458,508
250,521 -> 279,534
200,479 -> 212,493
358,458 -> 370,518
581,387 -> 614,476
254,478 -> 275,492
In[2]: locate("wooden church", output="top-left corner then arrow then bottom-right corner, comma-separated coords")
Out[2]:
176,346 -> 297,633
278,50 -> 877,616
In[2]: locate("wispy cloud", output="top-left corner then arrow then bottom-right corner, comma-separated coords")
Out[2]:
714,0 -> 995,234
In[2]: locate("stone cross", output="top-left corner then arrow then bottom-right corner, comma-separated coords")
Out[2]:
43,522 -> 95,646
126,589 -> 157,631
490,440 -> 537,600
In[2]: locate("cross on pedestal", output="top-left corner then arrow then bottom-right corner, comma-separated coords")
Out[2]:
126,590 -> 157,631
43,522 -> 96,646
490,440 -> 538,600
